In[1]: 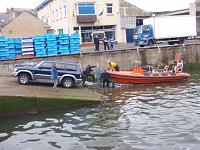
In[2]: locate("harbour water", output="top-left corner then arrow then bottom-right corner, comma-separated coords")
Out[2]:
0,70 -> 200,150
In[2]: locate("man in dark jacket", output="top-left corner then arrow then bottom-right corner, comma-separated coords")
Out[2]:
103,36 -> 110,50
94,35 -> 99,51
82,65 -> 96,85
101,69 -> 110,88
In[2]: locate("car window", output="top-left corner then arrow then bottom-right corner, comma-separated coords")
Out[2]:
61,64 -> 77,71
40,62 -> 53,69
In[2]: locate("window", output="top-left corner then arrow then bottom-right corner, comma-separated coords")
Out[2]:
58,29 -> 64,34
40,62 -> 53,69
56,9 -> 58,20
106,3 -> 113,14
60,7 -> 62,19
78,3 -> 95,15
62,64 -> 77,71
63,4 -> 67,17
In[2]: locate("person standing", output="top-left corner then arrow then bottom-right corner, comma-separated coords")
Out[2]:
82,64 -> 96,84
109,35 -> 115,50
103,36 -> 110,50
101,69 -> 110,88
107,61 -> 119,71
51,64 -> 58,91
94,35 -> 100,51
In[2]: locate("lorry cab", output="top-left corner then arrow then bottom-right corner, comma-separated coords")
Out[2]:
133,25 -> 154,46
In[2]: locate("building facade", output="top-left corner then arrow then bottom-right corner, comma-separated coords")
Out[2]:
36,0 -> 150,43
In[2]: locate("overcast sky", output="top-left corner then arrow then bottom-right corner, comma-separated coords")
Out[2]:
0,0 -> 196,13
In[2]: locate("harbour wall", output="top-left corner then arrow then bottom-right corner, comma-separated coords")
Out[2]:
0,44 -> 200,76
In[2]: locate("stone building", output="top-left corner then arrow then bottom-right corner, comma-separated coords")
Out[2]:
1,12 -> 50,38
0,9 -> 50,38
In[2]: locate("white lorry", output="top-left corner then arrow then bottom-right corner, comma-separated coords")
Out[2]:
133,15 -> 197,46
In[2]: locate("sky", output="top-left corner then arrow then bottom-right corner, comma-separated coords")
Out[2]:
0,0 -> 196,13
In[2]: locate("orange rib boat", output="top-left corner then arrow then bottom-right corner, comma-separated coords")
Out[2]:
108,70 -> 190,84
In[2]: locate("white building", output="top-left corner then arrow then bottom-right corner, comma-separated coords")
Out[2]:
36,0 -> 150,44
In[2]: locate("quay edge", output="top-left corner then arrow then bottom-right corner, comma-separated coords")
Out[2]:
0,96 -> 100,118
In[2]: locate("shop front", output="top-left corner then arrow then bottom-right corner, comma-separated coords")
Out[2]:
74,25 -> 116,46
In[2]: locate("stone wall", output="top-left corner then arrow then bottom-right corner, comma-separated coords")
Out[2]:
0,44 -> 200,76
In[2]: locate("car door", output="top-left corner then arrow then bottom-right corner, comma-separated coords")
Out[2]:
34,62 -> 52,80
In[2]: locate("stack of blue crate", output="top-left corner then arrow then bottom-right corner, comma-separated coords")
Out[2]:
6,38 -> 16,59
0,36 -> 9,60
69,33 -> 80,54
14,38 -> 22,57
33,36 -> 47,57
21,37 -> 34,57
57,34 -> 70,55
45,34 -> 58,56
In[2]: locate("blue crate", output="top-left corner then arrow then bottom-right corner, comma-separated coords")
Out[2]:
8,43 -> 15,46
46,43 -> 57,47
34,42 -> 46,46
7,39 -> 15,43
46,45 -> 57,48
34,46 -> 45,50
8,48 -> 15,52
60,50 -> 70,54
70,40 -> 80,43
57,34 -> 69,37
44,34 -> 57,37
34,47 -> 46,51
36,53 -> 47,56
46,37 -> 57,41
33,36 -> 46,41
14,38 -> 21,43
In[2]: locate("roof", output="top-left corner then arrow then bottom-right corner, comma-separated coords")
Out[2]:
35,0 -> 52,11
7,8 -> 37,18
0,13 -> 13,29
1,11 -> 50,31
153,9 -> 189,16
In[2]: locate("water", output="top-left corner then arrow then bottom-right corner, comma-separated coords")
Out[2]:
0,71 -> 200,150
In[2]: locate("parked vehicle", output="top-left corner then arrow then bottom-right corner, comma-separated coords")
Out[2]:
13,60 -> 83,88
133,15 -> 197,46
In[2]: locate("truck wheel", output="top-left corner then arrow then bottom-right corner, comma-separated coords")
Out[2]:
62,77 -> 74,88
148,40 -> 154,46
178,38 -> 185,44
18,73 -> 30,85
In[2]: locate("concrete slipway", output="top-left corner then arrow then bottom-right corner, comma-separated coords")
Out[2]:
0,77 -> 102,117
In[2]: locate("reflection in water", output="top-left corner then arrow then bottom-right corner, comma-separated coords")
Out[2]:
0,71 -> 200,150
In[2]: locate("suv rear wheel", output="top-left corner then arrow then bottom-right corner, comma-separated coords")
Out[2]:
18,73 -> 30,85
62,78 -> 74,88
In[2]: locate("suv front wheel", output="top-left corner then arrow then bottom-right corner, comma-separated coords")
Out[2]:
62,77 -> 74,88
18,73 -> 30,85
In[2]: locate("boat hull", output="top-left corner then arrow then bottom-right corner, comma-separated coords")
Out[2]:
108,71 -> 190,84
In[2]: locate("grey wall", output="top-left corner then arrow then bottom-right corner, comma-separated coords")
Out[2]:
0,44 -> 200,76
